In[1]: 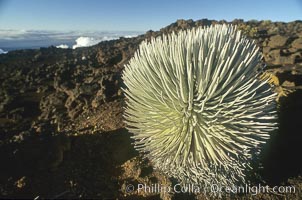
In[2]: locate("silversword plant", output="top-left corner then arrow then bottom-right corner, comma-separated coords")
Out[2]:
123,24 -> 277,186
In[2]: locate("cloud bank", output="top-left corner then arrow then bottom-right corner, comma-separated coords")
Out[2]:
56,44 -> 69,49
72,36 -> 122,49
72,37 -> 101,49
58,34 -> 139,49
0,29 -> 141,41
0,29 -> 142,51
0,48 -> 7,54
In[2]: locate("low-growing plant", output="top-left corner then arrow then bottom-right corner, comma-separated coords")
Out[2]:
123,24 -> 277,186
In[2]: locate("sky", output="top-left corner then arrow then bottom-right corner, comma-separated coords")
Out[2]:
0,0 -> 302,32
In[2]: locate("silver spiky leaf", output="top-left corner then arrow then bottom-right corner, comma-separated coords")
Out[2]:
122,24 -> 277,186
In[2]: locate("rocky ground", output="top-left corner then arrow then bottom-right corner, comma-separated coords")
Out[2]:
0,19 -> 302,199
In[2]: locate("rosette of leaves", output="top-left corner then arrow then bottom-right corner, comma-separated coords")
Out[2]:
122,24 -> 277,186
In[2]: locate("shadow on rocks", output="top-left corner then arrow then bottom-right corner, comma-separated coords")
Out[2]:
0,128 -> 138,199
260,90 -> 302,185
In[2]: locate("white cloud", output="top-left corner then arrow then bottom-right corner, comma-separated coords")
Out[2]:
0,29 -> 80,40
0,29 -> 144,50
0,29 -> 143,41
0,48 -> 7,54
124,35 -> 138,38
72,37 -> 103,49
71,34 -> 140,49
0,29 -> 28,40
56,44 -> 69,49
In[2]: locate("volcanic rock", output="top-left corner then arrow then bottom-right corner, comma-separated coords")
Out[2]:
291,37 -> 302,49
268,35 -> 289,48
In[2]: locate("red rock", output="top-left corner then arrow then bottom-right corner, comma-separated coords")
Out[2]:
268,35 -> 289,48
291,37 -> 302,49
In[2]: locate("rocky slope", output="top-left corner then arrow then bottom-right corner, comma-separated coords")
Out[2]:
0,19 -> 301,199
